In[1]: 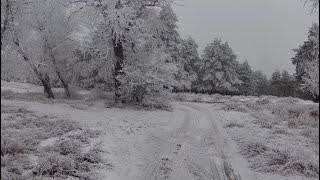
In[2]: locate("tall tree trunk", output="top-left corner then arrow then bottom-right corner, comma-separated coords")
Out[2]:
13,38 -> 55,98
41,73 -> 55,98
113,40 -> 124,103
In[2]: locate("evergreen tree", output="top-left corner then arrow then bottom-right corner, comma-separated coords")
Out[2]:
270,70 -> 282,96
237,60 -> 254,95
201,38 -> 241,94
292,23 -> 319,100
251,71 -> 270,96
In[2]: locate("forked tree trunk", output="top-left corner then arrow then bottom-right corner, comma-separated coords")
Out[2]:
13,39 -> 55,99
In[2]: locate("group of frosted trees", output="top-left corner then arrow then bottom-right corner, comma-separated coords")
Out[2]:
1,0 -> 319,106
1,0 -> 190,107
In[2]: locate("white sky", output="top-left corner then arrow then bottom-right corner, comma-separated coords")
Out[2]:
173,0 -> 318,76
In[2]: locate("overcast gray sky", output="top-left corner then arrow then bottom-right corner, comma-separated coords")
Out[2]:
173,0 -> 318,76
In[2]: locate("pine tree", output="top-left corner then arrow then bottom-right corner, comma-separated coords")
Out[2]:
251,71 -> 270,96
237,60 -> 254,95
270,70 -> 282,96
292,23 -> 319,100
201,38 -> 242,94
179,37 -> 201,90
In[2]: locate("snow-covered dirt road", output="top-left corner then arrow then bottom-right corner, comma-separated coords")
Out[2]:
1,99 -> 258,180
134,102 -> 254,180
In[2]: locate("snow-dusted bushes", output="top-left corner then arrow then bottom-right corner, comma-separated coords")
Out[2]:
1,105 -> 103,179
241,142 -> 319,177
119,48 -> 177,109
223,98 -> 249,112
175,92 -> 226,103
222,96 -> 319,178
271,104 -> 319,129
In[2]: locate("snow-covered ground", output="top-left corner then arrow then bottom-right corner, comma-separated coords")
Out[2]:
1,82 -> 318,180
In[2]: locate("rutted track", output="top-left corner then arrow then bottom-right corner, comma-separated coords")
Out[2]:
135,103 -> 245,180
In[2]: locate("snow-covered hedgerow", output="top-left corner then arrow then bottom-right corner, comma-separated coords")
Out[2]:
1,105 -> 104,180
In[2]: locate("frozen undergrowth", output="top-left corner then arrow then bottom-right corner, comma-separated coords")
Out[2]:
221,96 -> 319,178
1,104 -> 104,180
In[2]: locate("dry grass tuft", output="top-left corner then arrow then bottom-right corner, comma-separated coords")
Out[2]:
1,105 -> 104,179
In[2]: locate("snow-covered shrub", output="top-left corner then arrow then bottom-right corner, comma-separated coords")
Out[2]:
141,90 -> 173,110
175,93 -> 188,101
240,140 -> 319,178
36,152 -> 76,177
301,128 -> 319,144
52,139 -> 82,155
264,147 -> 319,177
223,99 -> 249,112
271,104 -> 319,129
119,48 -> 177,109
277,97 -> 299,105
211,93 -> 224,101
67,129 -> 101,144
240,141 -> 269,158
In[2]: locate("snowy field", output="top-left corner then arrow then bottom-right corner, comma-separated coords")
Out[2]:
1,81 -> 319,180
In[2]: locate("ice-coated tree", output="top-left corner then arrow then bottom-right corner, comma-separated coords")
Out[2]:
304,0 -> 319,14
179,37 -> 201,90
301,57 -> 319,100
30,0 -> 83,98
251,70 -> 270,96
280,70 -> 296,97
201,38 -> 242,94
87,0 -> 173,103
292,23 -> 319,100
270,70 -> 282,96
119,45 -> 177,108
236,60 -> 254,96
2,0 -> 56,98
84,0 -> 180,107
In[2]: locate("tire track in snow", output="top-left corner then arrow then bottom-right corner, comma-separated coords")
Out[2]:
138,103 -> 241,180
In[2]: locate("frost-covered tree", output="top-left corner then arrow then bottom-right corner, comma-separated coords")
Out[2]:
236,60 -> 254,96
156,3 -> 191,90
201,38 -> 241,94
280,70 -> 296,97
30,0 -> 83,98
292,23 -> 319,100
304,0 -> 319,14
179,37 -> 201,90
251,70 -> 270,96
119,46 -> 177,108
301,58 -> 319,100
82,0 -> 179,106
0,0 -> 86,98
86,0 -> 173,103
270,70 -> 282,96
1,0 -> 56,98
